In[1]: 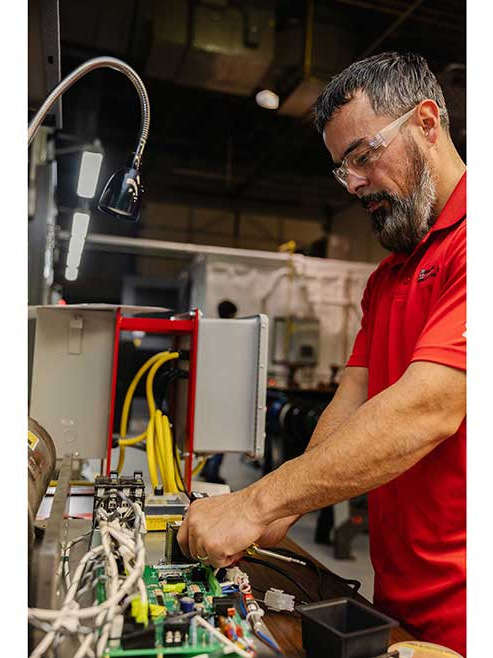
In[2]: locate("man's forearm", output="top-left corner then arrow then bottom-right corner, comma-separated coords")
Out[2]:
305,366 -> 368,451
250,362 -> 465,523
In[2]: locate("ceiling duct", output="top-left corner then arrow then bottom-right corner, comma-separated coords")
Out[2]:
275,2 -> 355,118
145,0 -> 275,96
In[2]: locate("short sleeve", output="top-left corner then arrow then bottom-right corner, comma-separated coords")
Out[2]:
346,275 -> 373,368
411,225 -> 466,371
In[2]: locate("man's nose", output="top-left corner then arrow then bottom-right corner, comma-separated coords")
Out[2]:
346,171 -> 369,196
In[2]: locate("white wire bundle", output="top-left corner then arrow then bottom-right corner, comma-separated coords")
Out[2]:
28,495 -> 147,658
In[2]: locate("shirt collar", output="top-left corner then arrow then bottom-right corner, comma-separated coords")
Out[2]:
383,171 -> 466,269
428,170 -> 466,234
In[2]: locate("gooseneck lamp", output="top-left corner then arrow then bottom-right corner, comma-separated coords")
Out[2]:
28,56 -> 150,222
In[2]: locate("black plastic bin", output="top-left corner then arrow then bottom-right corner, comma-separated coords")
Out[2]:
297,598 -> 397,658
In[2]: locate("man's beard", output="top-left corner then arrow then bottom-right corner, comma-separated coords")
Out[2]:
362,139 -> 437,254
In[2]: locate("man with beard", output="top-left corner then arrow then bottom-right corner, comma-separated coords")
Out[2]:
178,53 -> 466,654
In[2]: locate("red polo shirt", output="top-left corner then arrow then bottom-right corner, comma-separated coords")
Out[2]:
347,173 -> 466,655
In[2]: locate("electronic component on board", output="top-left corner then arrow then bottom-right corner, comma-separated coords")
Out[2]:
165,520 -> 193,564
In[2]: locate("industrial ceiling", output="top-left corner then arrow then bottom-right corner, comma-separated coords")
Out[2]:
47,0 -> 465,299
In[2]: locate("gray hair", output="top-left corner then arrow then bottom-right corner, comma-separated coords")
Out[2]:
313,52 -> 449,134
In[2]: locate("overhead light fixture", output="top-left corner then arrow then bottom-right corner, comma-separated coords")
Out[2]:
98,160 -> 144,222
65,211 -> 90,281
71,210 -> 90,238
28,56 -> 150,223
255,89 -> 280,110
64,267 -> 79,282
77,144 -> 104,199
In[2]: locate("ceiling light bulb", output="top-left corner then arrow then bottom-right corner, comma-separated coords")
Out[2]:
77,151 -> 103,198
255,89 -> 279,110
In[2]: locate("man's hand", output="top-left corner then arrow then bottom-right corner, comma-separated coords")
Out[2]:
177,488 -> 269,567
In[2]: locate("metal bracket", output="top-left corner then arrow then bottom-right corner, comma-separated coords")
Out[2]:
30,453 -> 73,609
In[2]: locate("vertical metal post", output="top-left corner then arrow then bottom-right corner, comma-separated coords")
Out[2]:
184,311 -> 200,489
106,309 -> 122,475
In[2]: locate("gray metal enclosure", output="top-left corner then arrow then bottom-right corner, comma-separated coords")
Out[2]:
191,315 -> 269,457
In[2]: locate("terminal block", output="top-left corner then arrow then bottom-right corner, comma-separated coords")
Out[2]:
92,470 -> 145,526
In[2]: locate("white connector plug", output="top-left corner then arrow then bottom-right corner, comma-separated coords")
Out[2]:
264,588 -> 295,612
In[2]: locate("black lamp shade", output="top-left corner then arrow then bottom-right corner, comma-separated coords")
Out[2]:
98,166 -> 143,222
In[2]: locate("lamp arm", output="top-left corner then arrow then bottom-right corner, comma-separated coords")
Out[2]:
28,57 -> 150,168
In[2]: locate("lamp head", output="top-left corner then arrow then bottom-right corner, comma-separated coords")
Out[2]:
98,156 -> 143,222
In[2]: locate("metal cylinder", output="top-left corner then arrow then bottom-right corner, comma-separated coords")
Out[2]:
28,417 -> 56,553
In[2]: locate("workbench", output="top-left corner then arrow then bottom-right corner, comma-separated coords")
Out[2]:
235,537 -> 416,655
33,488 -> 416,657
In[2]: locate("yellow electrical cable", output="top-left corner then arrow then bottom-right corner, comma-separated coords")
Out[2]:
116,348 -> 207,491
120,430 -> 147,447
116,447 -> 126,475
192,458 -> 207,477
154,410 -> 169,491
117,350 -> 179,476
117,350 -> 180,489
145,353 -> 179,416
171,442 -> 206,487
117,430 -> 147,474
143,352 -> 179,492
146,415 -> 159,491
117,351 -> 169,474
162,414 -> 179,493
120,352 -> 165,436
174,450 -> 183,488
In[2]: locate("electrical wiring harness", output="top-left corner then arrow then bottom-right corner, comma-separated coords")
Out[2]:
225,566 -> 282,654
117,350 -> 207,493
29,493 -> 147,658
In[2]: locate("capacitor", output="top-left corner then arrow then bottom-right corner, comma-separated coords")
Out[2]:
180,596 -> 195,613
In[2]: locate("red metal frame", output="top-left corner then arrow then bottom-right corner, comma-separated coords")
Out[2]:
106,309 -> 123,473
185,311 -> 200,486
106,309 -> 200,490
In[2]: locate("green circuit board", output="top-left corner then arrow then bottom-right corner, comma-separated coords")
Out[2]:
101,564 -> 253,657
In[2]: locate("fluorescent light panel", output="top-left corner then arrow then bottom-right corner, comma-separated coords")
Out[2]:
77,151 -> 103,198
65,266 -> 79,281
71,211 -> 90,240
65,211 -> 90,280
66,250 -> 81,270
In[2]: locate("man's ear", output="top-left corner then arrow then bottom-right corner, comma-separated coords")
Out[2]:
417,99 -> 442,145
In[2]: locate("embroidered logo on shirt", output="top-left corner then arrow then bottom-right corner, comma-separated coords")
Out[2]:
417,264 -> 439,282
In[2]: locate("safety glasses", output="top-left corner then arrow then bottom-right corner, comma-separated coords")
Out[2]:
332,105 -> 444,188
